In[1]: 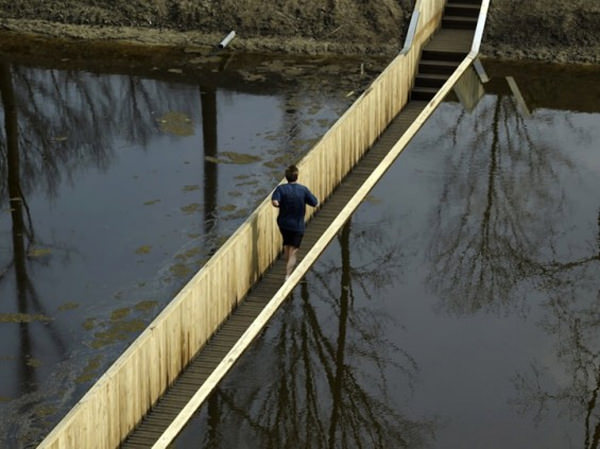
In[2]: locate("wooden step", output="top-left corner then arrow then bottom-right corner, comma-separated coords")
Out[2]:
418,59 -> 460,75
411,87 -> 438,101
442,16 -> 478,29
422,49 -> 467,62
445,3 -> 481,18
414,73 -> 448,88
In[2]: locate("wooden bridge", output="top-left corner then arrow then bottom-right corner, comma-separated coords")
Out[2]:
37,0 -> 490,448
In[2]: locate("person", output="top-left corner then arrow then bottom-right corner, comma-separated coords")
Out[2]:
271,165 -> 318,280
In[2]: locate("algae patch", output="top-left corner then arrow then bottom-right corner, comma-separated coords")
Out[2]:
205,151 -> 262,165
75,355 -> 103,384
134,300 -> 158,312
135,245 -> 152,255
82,318 -> 96,330
111,308 -> 130,321
58,301 -> 80,311
27,247 -> 52,258
26,357 -> 42,368
34,404 -> 57,418
175,247 -> 202,261
91,319 -> 146,349
0,313 -> 52,323
169,262 -> 192,278
181,203 -> 201,214
157,111 -> 194,136
219,204 -> 236,212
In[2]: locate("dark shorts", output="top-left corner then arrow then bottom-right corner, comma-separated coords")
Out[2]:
280,228 -> 304,248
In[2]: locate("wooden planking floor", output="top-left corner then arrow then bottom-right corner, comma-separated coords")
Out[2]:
120,100 -> 427,449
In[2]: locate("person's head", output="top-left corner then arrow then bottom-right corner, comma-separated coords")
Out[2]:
285,165 -> 299,183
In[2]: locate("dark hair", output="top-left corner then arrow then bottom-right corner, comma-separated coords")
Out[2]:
285,165 -> 299,182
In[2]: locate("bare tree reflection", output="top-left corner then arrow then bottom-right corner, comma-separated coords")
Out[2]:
0,64 -> 195,202
202,86 -> 218,236
0,61 -> 197,446
427,92 -> 577,314
425,73 -> 600,446
1,61 -> 69,392
188,217 -> 436,448
510,207 -> 600,448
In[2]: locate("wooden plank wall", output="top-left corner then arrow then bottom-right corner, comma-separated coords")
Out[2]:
36,1 -> 446,448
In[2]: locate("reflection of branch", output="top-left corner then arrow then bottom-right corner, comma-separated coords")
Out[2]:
192,218 -> 434,448
23,273 -> 67,355
512,210 -> 600,445
428,94 -> 578,314
0,261 -> 14,280
17,183 -> 34,244
0,65 -> 195,207
584,370 -> 600,449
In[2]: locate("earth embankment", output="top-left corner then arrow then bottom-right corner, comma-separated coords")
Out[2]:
0,0 -> 599,64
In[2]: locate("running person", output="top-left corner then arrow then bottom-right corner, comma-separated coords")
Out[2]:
271,165 -> 318,280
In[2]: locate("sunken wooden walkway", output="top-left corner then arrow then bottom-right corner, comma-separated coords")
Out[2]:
121,14 -> 479,449
33,0 -> 491,446
122,100 -> 425,448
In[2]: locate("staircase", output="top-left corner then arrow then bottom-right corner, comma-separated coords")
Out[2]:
411,0 -> 482,101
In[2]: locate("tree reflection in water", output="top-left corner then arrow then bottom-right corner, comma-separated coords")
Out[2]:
0,62 -> 69,437
512,209 -> 600,448
427,92 -> 575,315
182,218 -> 437,449
426,73 -> 600,447
0,61 -> 196,444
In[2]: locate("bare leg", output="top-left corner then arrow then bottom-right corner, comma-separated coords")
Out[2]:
284,245 -> 298,278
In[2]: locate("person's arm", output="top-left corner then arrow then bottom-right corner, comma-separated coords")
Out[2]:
271,187 -> 281,208
305,188 -> 318,207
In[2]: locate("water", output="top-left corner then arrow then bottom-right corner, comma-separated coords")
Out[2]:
172,63 -> 600,448
1,36 -> 600,448
0,41 -> 376,447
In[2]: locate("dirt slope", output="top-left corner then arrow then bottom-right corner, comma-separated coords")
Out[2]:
0,0 -> 599,63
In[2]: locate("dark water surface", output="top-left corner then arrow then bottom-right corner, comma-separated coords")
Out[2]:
0,40 -> 374,447
1,37 -> 600,448
172,63 -> 600,449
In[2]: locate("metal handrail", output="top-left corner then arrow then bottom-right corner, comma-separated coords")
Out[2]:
470,0 -> 491,55
400,10 -> 421,55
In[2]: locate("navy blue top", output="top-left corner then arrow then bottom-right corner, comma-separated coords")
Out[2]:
272,183 -> 318,232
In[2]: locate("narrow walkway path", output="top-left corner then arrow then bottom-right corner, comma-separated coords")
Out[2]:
122,101 -> 426,448
122,19 -> 476,448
